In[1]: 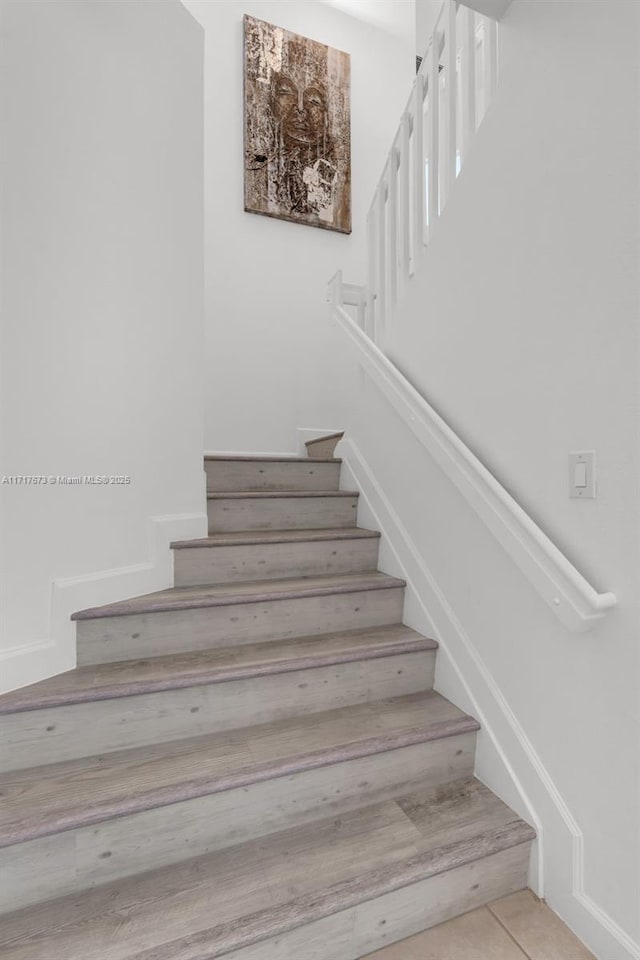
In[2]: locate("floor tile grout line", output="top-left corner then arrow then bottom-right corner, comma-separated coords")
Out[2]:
355,905 -> 533,959
487,899 -> 535,960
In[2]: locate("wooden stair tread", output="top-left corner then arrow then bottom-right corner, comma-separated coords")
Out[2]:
206,489 -> 357,499
0,691 -> 478,847
204,454 -> 341,463
0,625 -> 436,713
71,572 -> 405,621
0,778 -> 534,960
171,526 -> 380,549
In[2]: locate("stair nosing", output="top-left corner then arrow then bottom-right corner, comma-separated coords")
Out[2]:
204,455 -> 341,463
71,573 -> 406,621
206,490 -> 358,500
305,432 -> 344,445
131,821 -> 535,960
0,631 -> 438,713
171,527 -> 381,549
0,705 -> 480,848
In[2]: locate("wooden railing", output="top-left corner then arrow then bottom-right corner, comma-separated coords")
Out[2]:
363,0 -> 498,345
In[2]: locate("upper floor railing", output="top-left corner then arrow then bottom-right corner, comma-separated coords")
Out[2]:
327,1 -> 616,631
364,0 -> 498,346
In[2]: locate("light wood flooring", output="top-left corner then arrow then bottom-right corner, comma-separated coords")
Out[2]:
363,890 -> 596,960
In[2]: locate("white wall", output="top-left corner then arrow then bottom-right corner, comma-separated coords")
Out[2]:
342,0 -> 639,956
182,0 -> 415,454
416,0 -> 513,56
322,0 -> 415,43
0,0 -> 206,691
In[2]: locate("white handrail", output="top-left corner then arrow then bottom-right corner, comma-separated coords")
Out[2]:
328,273 -> 616,633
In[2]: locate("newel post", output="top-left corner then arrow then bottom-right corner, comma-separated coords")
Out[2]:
327,270 -> 344,320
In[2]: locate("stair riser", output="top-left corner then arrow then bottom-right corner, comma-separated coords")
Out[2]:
0,732 -> 476,914
0,651 -> 435,771
76,588 -> 405,665
222,843 -> 532,960
205,460 -> 341,492
208,496 -> 358,533
173,537 -> 380,586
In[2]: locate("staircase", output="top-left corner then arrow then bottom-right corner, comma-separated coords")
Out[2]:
0,449 -> 534,960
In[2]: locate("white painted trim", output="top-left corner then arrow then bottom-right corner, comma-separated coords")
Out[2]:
333,299 -> 616,632
339,439 -> 544,885
0,636 -> 61,696
0,512 -> 208,694
341,437 -> 640,960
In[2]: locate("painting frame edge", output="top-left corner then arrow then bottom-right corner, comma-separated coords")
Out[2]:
242,13 -> 352,236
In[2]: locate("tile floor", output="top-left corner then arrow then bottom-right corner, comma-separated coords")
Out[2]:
363,890 -> 596,960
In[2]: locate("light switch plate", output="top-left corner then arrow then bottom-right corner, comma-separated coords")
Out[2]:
569,451 -> 596,498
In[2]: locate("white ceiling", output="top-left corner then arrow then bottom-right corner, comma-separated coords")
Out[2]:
319,0 -> 416,42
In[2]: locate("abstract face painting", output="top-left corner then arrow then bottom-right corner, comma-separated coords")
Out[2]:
243,16 -> 351,234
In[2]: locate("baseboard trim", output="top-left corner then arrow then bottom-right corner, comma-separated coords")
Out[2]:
0,512 -> 208,695
0,636 -> 62,695
340,437 -> 640,960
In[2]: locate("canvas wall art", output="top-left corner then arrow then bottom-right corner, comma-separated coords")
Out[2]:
243,15 -> 351,234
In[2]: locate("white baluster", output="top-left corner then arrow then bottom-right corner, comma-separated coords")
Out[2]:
400,112 -> 411,282
483,15 -> 498,115
388,147 -> 398,307
356,286 -> 366,330
377,176 -> 387,345
366,202 -> 377,341
413,73 -> 425,259
461,5 -> 476,164
442,0 -> 457,207
427,36 -> 440,235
